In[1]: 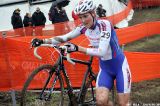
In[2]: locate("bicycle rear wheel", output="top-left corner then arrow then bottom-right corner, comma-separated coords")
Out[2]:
21,64 -> 64,106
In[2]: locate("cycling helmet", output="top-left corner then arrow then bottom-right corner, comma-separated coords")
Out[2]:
74,0 -> 96,15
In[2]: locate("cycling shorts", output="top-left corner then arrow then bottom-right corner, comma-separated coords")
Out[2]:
96,54 -> 131,93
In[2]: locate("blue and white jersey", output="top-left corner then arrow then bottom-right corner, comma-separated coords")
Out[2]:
81,19 -> 122,60
56,19 -> 122,61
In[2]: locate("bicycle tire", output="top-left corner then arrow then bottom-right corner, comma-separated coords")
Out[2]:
80,72 -> 97,105
20,64 -> 65,106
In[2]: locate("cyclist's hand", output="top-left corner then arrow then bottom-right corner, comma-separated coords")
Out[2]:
31,38 -> 44,47
64,42 -> 78,53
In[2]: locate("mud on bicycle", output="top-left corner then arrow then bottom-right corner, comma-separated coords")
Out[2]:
20,43 -> 97,106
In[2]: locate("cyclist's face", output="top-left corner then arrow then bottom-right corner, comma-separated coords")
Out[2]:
78,12 -> 94,28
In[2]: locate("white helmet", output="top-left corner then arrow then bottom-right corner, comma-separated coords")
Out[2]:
74,0 -> 96,15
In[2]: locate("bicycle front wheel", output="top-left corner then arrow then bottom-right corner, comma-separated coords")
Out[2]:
21,64 -> 64,106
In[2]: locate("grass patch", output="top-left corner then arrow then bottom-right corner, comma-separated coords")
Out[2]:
124,34 -> 160,52
129,7 -> 160,25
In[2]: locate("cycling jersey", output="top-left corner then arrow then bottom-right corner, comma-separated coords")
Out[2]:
51,19 -> 131,93
52,19 -> 122,60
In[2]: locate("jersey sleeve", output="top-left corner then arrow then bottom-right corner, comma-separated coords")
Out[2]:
86,21 -> 111,57
58,26 -> 82,41
50,26 -> 83,45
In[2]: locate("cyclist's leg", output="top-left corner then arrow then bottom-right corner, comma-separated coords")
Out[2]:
96,87 -> 113,106
96,68 -> 114,106
117,93 -> 130,106
116,57 -> 131,106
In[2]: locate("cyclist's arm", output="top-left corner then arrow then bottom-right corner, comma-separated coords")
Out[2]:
43,27 -> 81,45
78,22 -> 111,57
78,31 -> 111,57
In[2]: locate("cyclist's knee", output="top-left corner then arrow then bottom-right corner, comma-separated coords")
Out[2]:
118,99 -> 130,106
118,101 -> 128,106
118,93 -> 130,106
96,96 -> 108,106
96,87 -> 109,106
96,98 -> 113,106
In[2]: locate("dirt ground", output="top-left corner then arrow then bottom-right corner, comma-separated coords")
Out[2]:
131,78 -> 160,104
0,78 -> 159,106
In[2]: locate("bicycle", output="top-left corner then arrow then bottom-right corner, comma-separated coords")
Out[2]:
20,44 -> 97,106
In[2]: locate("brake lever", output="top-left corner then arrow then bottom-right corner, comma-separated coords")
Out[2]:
60,46 -> 75,65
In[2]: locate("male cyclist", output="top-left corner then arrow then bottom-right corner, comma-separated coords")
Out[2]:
31,0 -> 131,105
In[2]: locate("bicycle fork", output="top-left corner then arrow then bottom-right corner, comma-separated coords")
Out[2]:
39,71 -> 59,101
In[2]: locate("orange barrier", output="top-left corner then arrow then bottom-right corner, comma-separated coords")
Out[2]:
117,21 -> 160,44
107,1 -> 133,25
125,51 -> 160,82
0,0 -> 160,91
0,21 -> 160,91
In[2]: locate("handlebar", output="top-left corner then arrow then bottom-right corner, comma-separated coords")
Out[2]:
33,44 -> 75,65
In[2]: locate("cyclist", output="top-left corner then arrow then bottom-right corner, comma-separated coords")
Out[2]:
31,0 -> 131,105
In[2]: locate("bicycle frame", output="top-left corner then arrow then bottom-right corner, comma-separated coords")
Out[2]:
54,49 -> 96,105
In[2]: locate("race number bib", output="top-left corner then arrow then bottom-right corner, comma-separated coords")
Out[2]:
100,31 -> 111,40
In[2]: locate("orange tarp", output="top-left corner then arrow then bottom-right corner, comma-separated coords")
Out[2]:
117,21 -> 160,44
0,0 -> 160,91
125,52 -> 160,82
0,21 -> 160,91
105,1 -> 133,25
